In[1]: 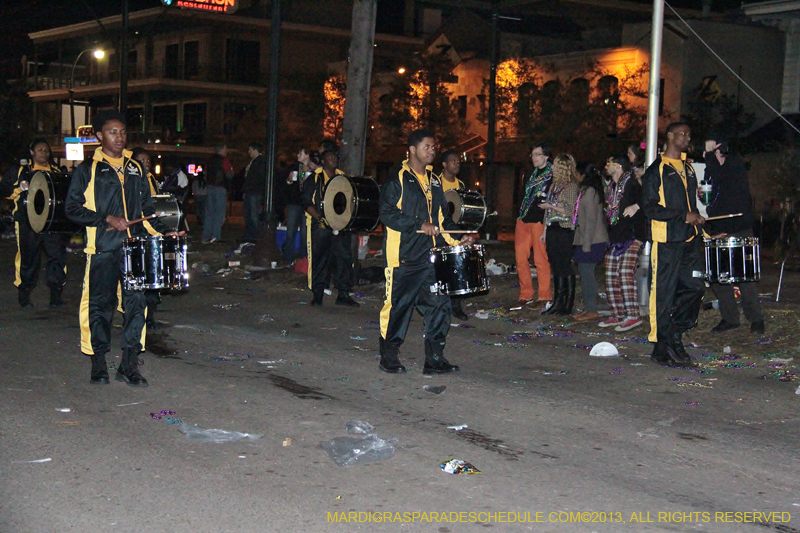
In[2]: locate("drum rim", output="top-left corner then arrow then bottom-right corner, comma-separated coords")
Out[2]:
27,171 -> 54,233
705,236 -> 759,246
431,243 -> 484,253
322,175 -> 380,232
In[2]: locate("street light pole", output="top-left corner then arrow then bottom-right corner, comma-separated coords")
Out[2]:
70,48 -> 104,136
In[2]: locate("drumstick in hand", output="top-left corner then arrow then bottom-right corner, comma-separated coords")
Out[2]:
416,229 -> 479,234
105,214 -> 157,231
704,213 -> 743,222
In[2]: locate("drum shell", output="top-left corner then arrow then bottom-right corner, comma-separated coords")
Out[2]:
322,175 -> 380,232
151,194 -> 182,232
26,171 -> 78,233
704,237 -> 760,284
430,244 -> 490,296
444,189 -> 487,230
123,235 -> 189,291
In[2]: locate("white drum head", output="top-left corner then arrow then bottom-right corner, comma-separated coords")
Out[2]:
445,189 -> 463,223
27,171 -> 51,233
323,175 -> 354,231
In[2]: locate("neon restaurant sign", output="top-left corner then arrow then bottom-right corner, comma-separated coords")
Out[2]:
161,0 -> 238,14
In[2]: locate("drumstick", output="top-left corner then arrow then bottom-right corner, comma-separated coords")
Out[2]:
105,214 -> 157,231
416,229 -> 479,234
704,213 -> 743,222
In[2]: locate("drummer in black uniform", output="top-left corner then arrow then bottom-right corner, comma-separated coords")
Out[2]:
0,139 -> 68,308
66,110 -> 178,387
378,130 -> 474,375
302,148 -> 359,307
438,149 -> 469,321
703,138 -> 764,335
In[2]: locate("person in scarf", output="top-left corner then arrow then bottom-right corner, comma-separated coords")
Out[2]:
571,162 -> 608,322
598,155 -> 646,332
539,153 -> 579,315
510,143 -> 553,311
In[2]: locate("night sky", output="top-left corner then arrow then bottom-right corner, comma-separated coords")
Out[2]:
0,0 -> 744,79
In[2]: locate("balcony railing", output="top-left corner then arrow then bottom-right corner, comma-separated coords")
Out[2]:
29,61 -> 265,91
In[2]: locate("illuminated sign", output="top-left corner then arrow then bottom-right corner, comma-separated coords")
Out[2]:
187,164 -> 203,176
66,143 -> 85,161
161,0 -> 238,13
65,125 -> 99,144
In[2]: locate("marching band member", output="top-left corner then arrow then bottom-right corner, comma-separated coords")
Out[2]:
378,129 -> 473,375
66,110 -> 178,386
0,139 -> 67,309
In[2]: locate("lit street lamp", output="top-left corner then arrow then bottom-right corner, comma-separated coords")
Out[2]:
69,48 -> 104,136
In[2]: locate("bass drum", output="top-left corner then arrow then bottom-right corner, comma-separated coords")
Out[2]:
445,189 -> 487,230
26,170 -> 78,233
322,175 -> 380,232
151,194 -> 182,232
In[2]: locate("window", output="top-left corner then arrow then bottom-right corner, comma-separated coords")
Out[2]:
183,102 -> 206,139
152,104 -> 178,130
226,39 -> 260,84
184,41 -> 199,79
165,43 -> 179,79
597,75 -> 619,106
457,95 -> 467,120
126,107 -> 144,132
128,50 -> 138,79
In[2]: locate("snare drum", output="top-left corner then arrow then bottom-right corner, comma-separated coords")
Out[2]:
123,235 -> 189,291
430,244 -> 490,296
26,170 -> 78,233
322,175 -> 380,232
704,237 -> 760,284
151,194 -> 182,232
445,189 -> 487,230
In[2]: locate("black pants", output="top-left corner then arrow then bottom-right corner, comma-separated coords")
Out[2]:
379,261 -> 451,360
710,228 -> 763,326
308,227 -> 354,293
15,222 -> 66,293
545,224 -> 575,277
79,249 -> 147,356
648,238 -> 705,342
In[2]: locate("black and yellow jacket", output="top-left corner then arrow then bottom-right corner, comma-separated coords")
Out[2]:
439,175 -> 464,193
380,161 -> 459,268
0,163 -> 61,223
65,148 -> 169,254
641,154 -> 700,243
301,166 -> 344,229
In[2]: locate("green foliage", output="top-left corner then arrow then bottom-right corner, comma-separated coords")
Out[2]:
374,53 -> 466,150
478,59 -> 649,162
683,85 -> 755,153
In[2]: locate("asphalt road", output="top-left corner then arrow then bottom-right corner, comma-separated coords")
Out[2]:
1,226 -> 799,533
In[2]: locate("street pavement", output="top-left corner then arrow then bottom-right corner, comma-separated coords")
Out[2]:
1,223 -> 799,533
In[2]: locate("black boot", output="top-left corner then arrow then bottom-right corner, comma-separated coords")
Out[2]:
423,339 -> 459,375
311,288 -> 324,306
378,337 -> 406,374
651,340 -> 678,365
669,332 -> 693,365
335,291 -> 360,307
451,297 -> 469,321
115,348 -> 149,387
90,354 -> 109,385
49,288 -> 65,309
542,277 -> 565,315
18,288 -> 33,308
555,275 -> 576,315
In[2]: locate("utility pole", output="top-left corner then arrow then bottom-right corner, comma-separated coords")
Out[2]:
645,0 -> 664,166
251,0 -> 282,265
485,1 -> 499,236
339,0 -> 377,177
119,0 -> 129,115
